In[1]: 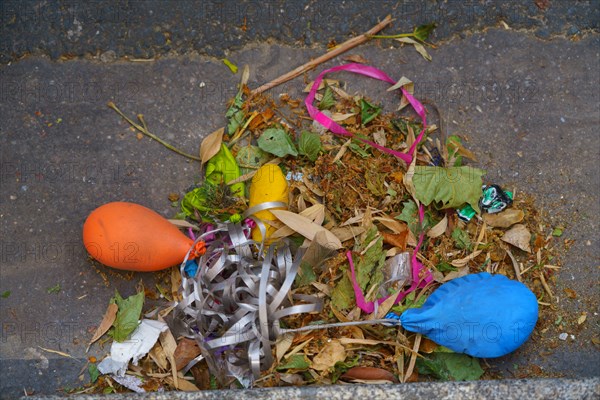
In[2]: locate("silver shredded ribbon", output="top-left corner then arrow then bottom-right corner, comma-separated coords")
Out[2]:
170,221 -> 323,387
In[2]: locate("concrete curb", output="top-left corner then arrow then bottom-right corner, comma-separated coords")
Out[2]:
24,378 -> 600,400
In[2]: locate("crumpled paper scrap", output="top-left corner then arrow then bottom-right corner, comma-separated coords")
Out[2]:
98,319 -> 168,376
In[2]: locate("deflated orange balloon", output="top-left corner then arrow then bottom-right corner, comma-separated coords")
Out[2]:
83,202 -> 193,272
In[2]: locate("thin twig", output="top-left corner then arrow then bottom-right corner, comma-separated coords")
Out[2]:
505,247 -> 522,282
252,15 -> 393,95
108,102 -> 201,161
538,271 -> 554,299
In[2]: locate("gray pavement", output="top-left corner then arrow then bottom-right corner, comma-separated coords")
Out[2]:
1,0 -> 599,399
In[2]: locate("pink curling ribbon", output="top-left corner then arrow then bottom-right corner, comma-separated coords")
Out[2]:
305,63 -> 427,165
348,203 -> 434,314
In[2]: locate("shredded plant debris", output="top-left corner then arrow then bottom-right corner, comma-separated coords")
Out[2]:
80,23 -> 568,394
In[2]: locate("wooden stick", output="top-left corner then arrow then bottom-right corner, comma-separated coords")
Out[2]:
251,15 -> 393,95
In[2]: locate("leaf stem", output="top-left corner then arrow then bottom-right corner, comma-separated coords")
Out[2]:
108,102 -> 201,161
369,33 -> 414,39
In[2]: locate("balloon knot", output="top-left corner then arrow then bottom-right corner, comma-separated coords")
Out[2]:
191,240 -> 207,258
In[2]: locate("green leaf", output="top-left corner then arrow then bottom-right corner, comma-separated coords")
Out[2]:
446,135 -> 463,166
295,262 -> 317,288
416,353 -> 451,380
318,85 -> 336,110
436,261 -> 457,273
413,23 -> 436,42
417,353 -> 484,381
412,166 -> 486,213
451,228 -> 472,251
365,168 -> 387,196
353,227 -> 386,292
331,355 -> 360,383
298,130 -> 323,162
103,387 -> 115,394
348,141 -> 370,158
331,272 -> 355,310
360,98 -> 382,126
276,354 -> 311,371
0,290 -> 10,298
181,186 -> 211,220
552,227 -> 564,237
222,58 -> 238,74
227,110 -> 245,135
391,291 -> 427,314
47,284 -> 61,294
257,127 -> 298,157
109,289 -> 144,342
206,144 -> 244,197
235,145 -> 270,175
209,375 -> 218,390
396,200 -> 419,234
88,364 -> 100,383
225,91 -> 245,134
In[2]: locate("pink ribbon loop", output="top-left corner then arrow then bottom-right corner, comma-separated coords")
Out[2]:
305,63 -> 428,164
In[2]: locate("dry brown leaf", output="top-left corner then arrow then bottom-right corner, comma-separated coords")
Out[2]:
419,338 -> 439,354
284,338 -> 312,360
276,333 -> 295,362
403,156 -> 418,201
303,79 -> 339,92
373,290 -> 400,319
271,209 -> 342,249
190,362 -> 211,390
149,343 -> 169,370
427,215 -> 448,238
300,231 -> 337,273
199,127 -> 224,164
87,303 -> 118,351
330,226 -> 366,242
159,327 -> 179,388
270,204 -> 325,240
403,333 -> 422,383
329,85 -> 352,100
375,216 -> 408,234
451,250 -> 483,267
442,266 -> 470,281
164,376 -> 199,391
171,266 -> 182,301
332,138 -> 352,163
279,373 -> 305,385
174,338 -> 201,371
330,112 -> 356,122
311,340 -> 346,371
382,231 -> 408,250
340,366 -> 398,383
167,219 -> 199,230
248,108 -> 275,130
502,224 -> 532,253
373,128 -> 387,146
483,209 -> 524,228
343,54 -> 369,64
396,37 -> 432,61
312,282 -> 332,296
303,172 -> 325,196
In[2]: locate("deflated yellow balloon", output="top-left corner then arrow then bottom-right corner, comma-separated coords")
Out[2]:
248,164 -> 288,242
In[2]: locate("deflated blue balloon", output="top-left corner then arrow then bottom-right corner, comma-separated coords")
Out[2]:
400,272 -> 538,358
